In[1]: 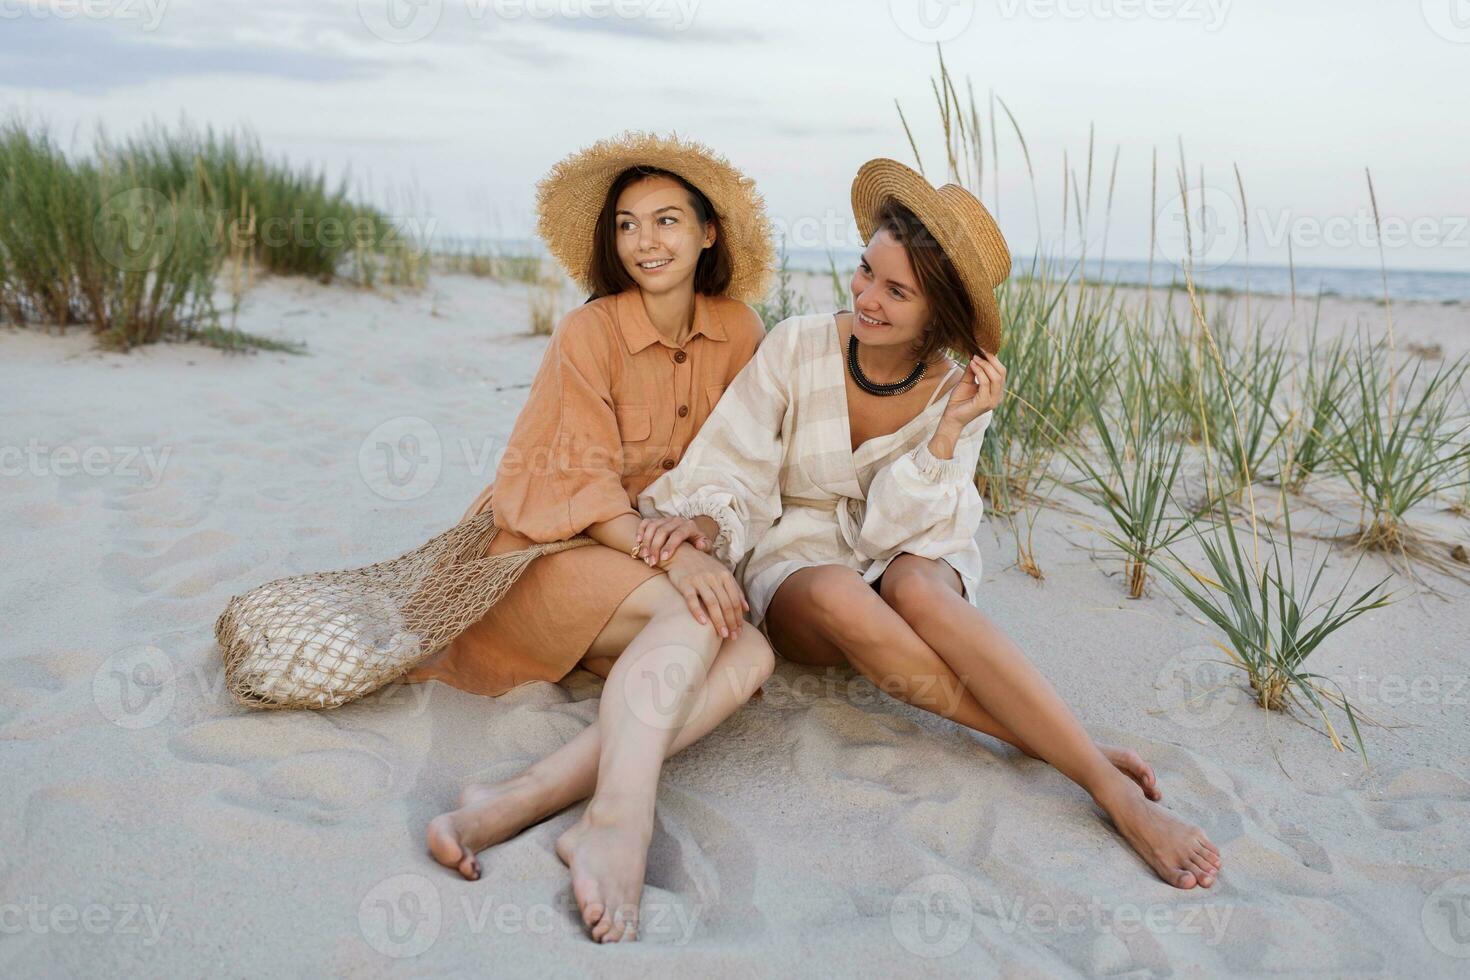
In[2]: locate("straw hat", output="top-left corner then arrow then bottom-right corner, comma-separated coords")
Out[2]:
535,131 -> 775,304
850,158 -> 1012,354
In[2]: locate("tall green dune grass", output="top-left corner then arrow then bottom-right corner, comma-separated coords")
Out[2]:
0,118 -> 422,350
892,47 -> 1431,751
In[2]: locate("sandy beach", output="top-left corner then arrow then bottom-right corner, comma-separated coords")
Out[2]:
3,270 -> 1469,976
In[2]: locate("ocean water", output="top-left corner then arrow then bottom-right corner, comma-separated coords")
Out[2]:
437,236 -> 1469,304
785,247 -> 1470,305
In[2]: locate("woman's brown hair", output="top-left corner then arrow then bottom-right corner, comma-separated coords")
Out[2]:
586,166 -> 733,300
876,198 -> 983,365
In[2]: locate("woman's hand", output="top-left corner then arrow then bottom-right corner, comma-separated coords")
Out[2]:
941,351 -> 1006,428
635,516 -> 711,566
662,548 -> 749,639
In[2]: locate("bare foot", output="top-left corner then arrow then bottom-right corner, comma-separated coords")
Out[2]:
425,776 -> 550,881
555,799 -> 653,943
1101,788 -> 1221,889
1100,744 -> 1162,801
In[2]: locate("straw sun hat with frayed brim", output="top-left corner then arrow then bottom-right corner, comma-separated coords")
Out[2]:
850,158 -> 1012,355
535,131 -> 776,304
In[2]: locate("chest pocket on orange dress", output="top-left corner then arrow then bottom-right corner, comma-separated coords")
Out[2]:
615,404 -> 652,475
705,384 -> 728,414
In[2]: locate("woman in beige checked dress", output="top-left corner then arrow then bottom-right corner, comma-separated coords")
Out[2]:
637,159 -> 1223,891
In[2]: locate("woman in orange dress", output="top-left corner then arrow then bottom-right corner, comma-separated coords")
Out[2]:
405,133 -> 776,943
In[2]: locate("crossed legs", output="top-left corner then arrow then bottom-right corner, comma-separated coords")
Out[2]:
763,554 -> 1221,890
426,572 -> 774,941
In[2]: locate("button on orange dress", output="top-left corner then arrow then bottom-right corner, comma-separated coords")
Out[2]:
404,288 -> 765,696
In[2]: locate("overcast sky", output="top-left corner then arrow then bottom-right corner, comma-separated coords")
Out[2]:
4,0 -> 1467,271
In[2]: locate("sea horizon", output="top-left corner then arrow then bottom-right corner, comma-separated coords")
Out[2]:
434,235 -> 1469,305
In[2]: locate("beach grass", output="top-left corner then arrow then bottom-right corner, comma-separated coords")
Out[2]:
0,117 -> 415,350
0,121 -> 221,350
437,238 -> 546,285
1150,487 -> 1393,756
753,240 -> 812,329
1326,345 -> 1470,556
528,269 -> 564,336
896,45 -> 1423,748
1063,322 -> 1194,598
1203,319 -> 1293,498
1284,320 -> 1355,492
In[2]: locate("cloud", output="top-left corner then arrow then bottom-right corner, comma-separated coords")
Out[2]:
0,18 -> 391,93
514,11 -> 766,44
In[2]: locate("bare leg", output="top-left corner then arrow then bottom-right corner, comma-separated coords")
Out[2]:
427,625 -> 772,879
765,566 -> 1161,798
550,574 -> 726,944
766,560 -> 1220,890
426,573 -> 761,942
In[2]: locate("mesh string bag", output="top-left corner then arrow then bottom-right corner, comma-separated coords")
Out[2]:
214,507 -> 594,710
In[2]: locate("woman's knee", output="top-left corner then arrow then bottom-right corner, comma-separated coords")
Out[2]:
805,567 -> 882,633
633,575 -> 720,630
880,556 -> 955,624
595,574 -> 720,657
709,628 -> 776,702
734,628 -> 776,684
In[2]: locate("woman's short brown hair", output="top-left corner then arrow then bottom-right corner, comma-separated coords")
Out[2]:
586,166 -> 733,300
876,197 -> 982,365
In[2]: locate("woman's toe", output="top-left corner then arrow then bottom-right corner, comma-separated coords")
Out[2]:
1186,856 -> 1215,887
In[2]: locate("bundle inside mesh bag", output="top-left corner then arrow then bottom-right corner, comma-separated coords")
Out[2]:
214,508 -> 592,710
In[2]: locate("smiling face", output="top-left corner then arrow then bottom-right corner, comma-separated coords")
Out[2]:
612,174 -> 716,297
849,225 -> 934,356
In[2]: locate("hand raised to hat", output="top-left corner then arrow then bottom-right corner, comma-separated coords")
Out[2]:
942,351 -> 1005,426
930,351 -> 1005,460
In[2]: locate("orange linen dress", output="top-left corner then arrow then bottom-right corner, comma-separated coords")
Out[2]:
404,288 -> 765,696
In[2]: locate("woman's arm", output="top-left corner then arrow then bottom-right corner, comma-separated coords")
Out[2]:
854,410 -> 992,566
855,352 -> 1005,565
491,313 -> 638,543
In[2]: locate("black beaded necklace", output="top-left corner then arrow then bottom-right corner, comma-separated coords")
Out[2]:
846,334 -> 926,397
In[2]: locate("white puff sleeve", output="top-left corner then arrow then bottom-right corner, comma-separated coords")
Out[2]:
637,319 -> 793,568
853,409 -> 991,567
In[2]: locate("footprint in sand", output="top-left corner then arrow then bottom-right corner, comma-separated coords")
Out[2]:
1364,766 -> 1470,833
169,715 -> 402,825
100,529 -> 239,596
0,653 -> 69,732
635,785 -> 765,944
1273,820 -> 1334,873
786,704 -> 921,808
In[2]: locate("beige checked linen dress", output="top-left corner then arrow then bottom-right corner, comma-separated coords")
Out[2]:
638,311 -> 994,628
